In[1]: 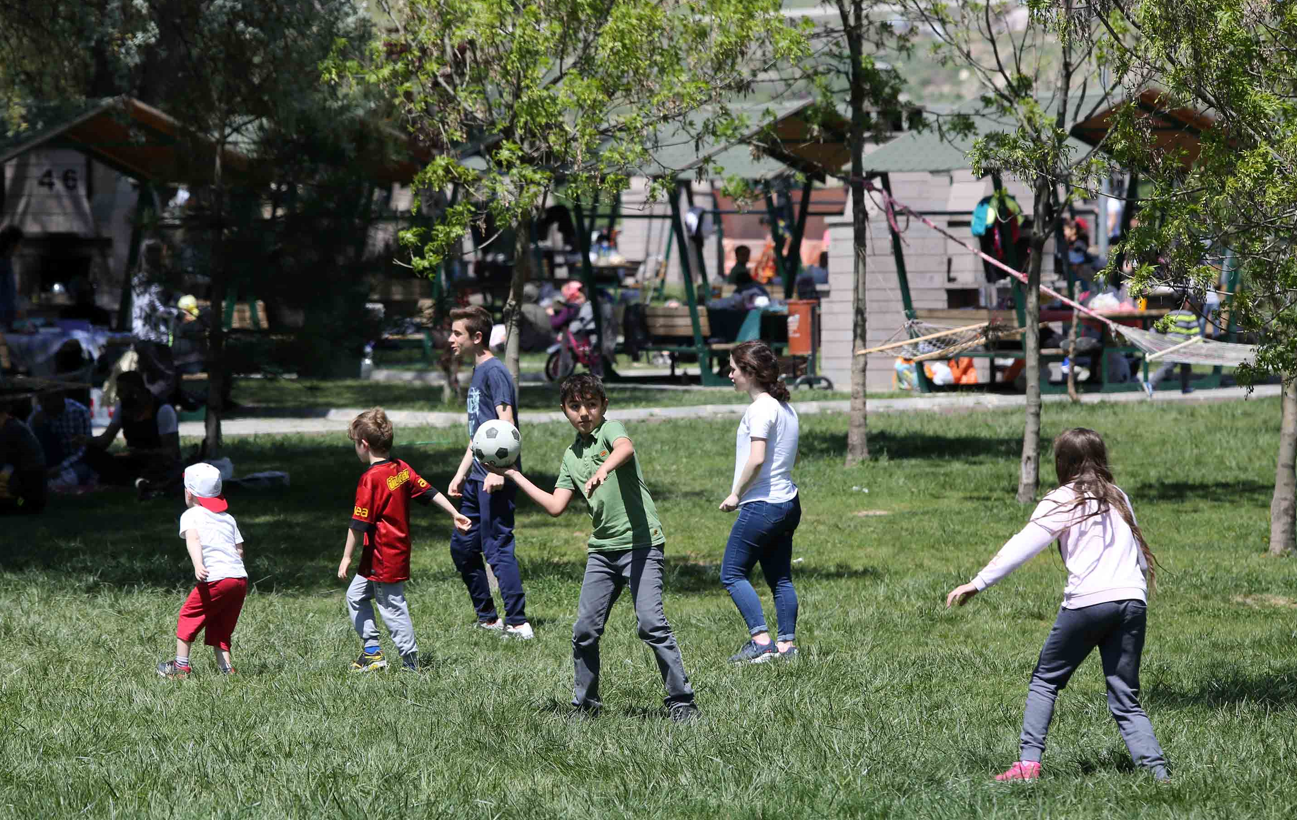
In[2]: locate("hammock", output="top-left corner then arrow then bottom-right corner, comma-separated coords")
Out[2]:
1114,327 -> 1257,367
862,182 -> 1261,369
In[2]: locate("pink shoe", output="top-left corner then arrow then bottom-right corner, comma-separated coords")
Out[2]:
995,761 -> 1042,782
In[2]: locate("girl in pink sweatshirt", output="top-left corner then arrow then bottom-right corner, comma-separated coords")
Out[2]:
946,428 -> 1169,783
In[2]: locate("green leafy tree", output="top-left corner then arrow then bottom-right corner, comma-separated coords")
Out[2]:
1089,1 -> 1297,553
900,0 -> 1122,501
0,1 -> 381,452
330,0 -> 807,383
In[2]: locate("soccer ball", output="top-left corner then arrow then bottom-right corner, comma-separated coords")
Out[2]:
472,419 -> 521,468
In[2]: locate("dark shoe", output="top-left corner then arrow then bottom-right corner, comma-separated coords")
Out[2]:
157,660 -> 191,679
668,702 -> 701,723
568,703 -> 601,720
729,640 -> 777,664
400,652 -> 420,672
1182,387 -> 1195,395
777,645 -> 799,660
350,649 -> 387,672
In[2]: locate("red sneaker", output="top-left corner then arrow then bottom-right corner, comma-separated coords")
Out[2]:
995,761 -> 1042,782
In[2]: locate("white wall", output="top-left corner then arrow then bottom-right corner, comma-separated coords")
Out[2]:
821,171 -> 1055,393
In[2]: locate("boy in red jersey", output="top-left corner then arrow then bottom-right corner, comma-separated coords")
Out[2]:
338,407 -> 470,672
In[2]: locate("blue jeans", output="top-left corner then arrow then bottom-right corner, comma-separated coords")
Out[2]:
449,479 -> 528,626
720,495 -> 801,642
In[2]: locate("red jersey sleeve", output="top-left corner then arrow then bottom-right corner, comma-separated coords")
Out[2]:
351,474 -> 376,531
407,463 -> 437,505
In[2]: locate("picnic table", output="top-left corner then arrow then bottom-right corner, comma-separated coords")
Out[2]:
912,308 -> 1175,393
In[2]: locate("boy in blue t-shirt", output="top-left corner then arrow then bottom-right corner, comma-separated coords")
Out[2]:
447,306 -> 532,639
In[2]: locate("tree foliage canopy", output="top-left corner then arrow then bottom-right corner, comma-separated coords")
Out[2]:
1094,1 -> 1297,382
326,0 -> 808,275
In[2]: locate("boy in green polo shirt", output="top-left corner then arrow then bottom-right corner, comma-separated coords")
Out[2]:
492,374 -> 699,721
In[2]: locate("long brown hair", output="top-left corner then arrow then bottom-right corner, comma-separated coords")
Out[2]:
730,341 -> 789,402
1050,428 -> 1158,589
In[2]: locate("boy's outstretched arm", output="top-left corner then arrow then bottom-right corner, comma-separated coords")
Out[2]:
585,436 -> 634,495
493,466 -> 573,517
429,490 -> 472,532
338,529 -> 358,580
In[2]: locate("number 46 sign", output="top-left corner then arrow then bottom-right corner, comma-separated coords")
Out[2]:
37,168 -> 79,191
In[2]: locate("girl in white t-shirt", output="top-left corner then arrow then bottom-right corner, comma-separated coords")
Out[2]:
946,428 -> 1168,783
719,341 -> 801,665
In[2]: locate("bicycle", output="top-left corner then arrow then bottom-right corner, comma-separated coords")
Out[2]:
545,328 -> 603,382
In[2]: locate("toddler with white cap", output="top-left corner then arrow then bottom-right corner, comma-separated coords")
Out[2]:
157,462 -> 248,679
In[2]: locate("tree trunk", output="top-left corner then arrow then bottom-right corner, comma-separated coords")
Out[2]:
502,210 -> 534,384
1270,374 -> 1297,555
1016,176 -> 1051,503
843,0 -> 868,466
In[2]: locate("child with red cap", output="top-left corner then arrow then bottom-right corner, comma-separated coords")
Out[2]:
157,462 -> 247,678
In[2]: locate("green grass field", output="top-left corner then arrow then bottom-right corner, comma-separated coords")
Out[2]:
3,397 -> 1295,818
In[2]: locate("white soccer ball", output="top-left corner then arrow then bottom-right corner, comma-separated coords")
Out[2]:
472,419 -> 521,468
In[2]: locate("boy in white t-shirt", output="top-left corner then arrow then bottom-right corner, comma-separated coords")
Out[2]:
157,463 -> 248,679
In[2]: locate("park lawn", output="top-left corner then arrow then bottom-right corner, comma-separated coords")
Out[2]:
2,397 -> 1295,818
225,376 -> 877,412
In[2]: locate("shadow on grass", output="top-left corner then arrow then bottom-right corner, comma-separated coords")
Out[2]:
1132,480 -> 1272,504
1149,667 -> 1297,708
799,428 -> 1021,462
426,556 -> 882,596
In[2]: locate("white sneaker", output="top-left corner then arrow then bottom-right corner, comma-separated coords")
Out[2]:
476,619 -> 504,632
503,622 -> 535,640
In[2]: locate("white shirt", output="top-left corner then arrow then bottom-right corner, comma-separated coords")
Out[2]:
972,485 -> 1147,608
733,394 -> 799,505
179,506 -> 247,583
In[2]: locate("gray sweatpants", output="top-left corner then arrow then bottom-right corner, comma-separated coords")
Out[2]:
572,546 -> 695,709
1020,599 -> 1167,778
346,574 -> 417,658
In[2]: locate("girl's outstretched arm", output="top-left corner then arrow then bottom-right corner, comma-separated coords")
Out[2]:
944,520 -> 1058,607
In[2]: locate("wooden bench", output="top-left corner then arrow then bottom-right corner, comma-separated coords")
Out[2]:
643,305 -> 711,352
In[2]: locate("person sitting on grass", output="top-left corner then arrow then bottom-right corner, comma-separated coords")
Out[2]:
339,407 -> 471,673
945,428 -> 1169,783
1142,294 -> 1201,397
27,387 -> 93,490
80,370 -> 181,499
157,463 -> 247,679
0,398 -> 47,515
487,373 -> 700,722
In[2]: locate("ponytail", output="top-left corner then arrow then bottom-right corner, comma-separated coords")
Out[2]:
731,341 -> 789,403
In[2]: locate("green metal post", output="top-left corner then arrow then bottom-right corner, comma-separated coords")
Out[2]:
118,182 -> 155,332
991,173 -> 1027,330
573,197 -> 605,372
668,181 -> 723,386
712,183 -> 725,286
784,178 -> 814,299
762,183 -> 797,298
880,174 -> 931,393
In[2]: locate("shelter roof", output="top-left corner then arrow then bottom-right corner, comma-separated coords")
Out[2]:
1070,87 -> 1216,168
633,98 -> 820,180
0,96 -> 431,186
0,97 -> 246,184
861,98 -> 1099,175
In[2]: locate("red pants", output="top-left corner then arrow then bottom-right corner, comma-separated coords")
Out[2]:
175,577 -> 247,650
